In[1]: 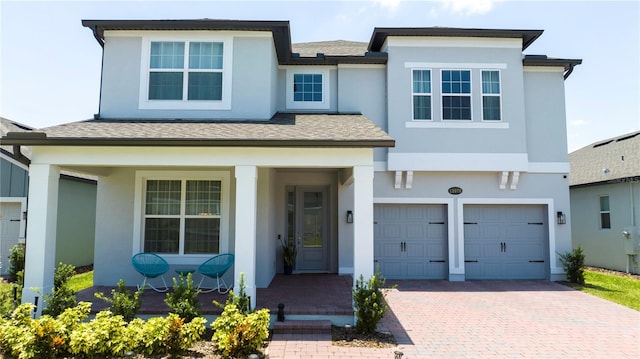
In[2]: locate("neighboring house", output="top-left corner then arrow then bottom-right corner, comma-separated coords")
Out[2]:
0,117 -> 97,275
1,20 -> 580,312
569,131 -> 640,273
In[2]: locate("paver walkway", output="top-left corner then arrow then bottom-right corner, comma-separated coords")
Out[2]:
266,280 -> 640,358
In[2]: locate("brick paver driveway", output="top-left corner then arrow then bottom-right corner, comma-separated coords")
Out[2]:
380,280 -> 639,358
268,280 -> 640,358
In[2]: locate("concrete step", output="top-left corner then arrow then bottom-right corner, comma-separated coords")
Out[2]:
272,319 -> 332,334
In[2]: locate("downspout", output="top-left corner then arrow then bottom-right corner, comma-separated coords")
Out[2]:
90,25 -> 105,119
563,64 -> 575,80
90,25 -> 105,48
12,145 -> 30,166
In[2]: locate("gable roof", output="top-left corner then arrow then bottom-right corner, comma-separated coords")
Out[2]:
1,113 -> 394,148
569,131 -> 640,187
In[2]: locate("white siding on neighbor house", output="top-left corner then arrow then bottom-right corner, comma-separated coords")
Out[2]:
571,182 -> 640,273
523,68 -> 570,163
99,33 -> 277,119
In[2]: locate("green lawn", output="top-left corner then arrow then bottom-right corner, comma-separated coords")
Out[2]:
67,270 -> 94,292
570,269 -> 640,311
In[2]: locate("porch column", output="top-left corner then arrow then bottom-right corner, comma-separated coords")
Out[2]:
352,165 -> 374,284
22,164 -> 60,316
234,165 -> 258,309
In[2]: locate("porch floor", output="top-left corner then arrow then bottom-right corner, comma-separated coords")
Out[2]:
77,274 -> 353,316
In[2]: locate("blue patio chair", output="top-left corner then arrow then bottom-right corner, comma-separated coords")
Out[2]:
131,252 -> 170,292
197,253 -> 234,293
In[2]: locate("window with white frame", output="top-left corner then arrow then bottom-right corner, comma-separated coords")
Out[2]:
143,179 -> 222,254
285,68 -> 330,110
599,195 -> 611,229
148,41 -> 223,101
481,70 -> 501,121
441,70 -> 471,120
412,69 -> 432,120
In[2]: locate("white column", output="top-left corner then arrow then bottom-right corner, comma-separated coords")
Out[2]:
234,165 -> 258,309
22,164 -> 60,316
352,165 -> 375,284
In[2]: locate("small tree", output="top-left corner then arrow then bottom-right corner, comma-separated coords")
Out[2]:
43,263 -> 77,317
164,272 -> 201,322
7,243 -> 25,283
95,279 -> 143,322
558,246 -> 586,284
353,267 -> 390,334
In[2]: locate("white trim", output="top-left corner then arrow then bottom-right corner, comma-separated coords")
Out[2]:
480,69 -> 503,122
388,37 -> 521,49
499,171 -> 509,190
0,152 -> 29,171
528,162 -> 570,173
510,171 -> 520,190
138,34 -> 233,110
279,65 -> 338,71
405,62 -> 507,69
388,153 -> 529,171
0,197 -> 27,240
405,121 -> 509,129
285,68 -> 331,110
405,171 -> 414,189
410,68 -> 433,121
338,266 -> 354,274
337,64 -> 385,69
523,66 -> 565,73
457,198 -> 559,278
132,170 -> 230,265
104,30 -> 272,38
394,171 -> 402,189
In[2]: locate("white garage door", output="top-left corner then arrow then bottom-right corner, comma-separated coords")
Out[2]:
374,204 -> 448,279
0,202 -> 22,276
464,205 -> 548,280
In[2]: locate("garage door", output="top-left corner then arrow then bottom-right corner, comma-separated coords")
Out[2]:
464,205 -> 548,280
374,204 -> 448,279
0,203 -> 22,276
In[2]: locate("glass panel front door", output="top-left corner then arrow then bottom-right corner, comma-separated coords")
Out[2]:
286,186 -> 329,272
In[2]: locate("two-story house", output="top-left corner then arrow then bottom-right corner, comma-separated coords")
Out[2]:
1,20 -> 580,313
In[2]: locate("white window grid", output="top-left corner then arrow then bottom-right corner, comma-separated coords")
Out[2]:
440,69 -> 472,121
411,69 -> 433,121
480,70 -> 502,122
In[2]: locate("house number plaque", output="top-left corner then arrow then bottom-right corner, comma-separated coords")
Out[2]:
448,187 -> 463,195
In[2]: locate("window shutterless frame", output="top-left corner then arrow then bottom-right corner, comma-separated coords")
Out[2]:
480,70 -> 502,122
285,68 -> 330,110
138,34 -> 233,110
599,195 -> 611,229
411,69 -> 432,121
441,69 -> 472,121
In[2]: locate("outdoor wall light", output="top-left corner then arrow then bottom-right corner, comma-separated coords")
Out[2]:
346,210 -> 353,223
557,211 -> 566,225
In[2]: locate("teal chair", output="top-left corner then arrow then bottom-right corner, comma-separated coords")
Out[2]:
197,253 -> 234,293
131,252 -> 170,292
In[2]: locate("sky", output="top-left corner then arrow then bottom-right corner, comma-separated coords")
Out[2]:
0,0 -> 638,152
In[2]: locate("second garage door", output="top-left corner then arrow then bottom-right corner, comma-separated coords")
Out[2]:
374,204 -> 448,279
464,204 -> 548,280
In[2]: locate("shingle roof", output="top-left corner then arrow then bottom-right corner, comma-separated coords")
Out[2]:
0,117 -> 33,160
569,131 -> 640,187
292,40 -> 369,57
1,113 -> 394,148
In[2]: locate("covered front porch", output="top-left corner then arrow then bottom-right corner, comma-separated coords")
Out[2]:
77,274 -> 353,322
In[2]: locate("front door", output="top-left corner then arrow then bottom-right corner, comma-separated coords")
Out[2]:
286,186 -> 329,272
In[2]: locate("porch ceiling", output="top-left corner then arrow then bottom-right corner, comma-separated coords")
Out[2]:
1,113 -> 394,148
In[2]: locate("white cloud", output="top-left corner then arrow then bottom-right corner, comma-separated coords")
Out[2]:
375,0 -> 402,9
436,0 -> 500,16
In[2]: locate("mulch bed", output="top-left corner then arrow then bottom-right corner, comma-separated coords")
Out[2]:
585,266 -> 640,280
331,325 -> 397,348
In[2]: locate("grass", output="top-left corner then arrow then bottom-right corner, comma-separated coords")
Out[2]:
67,270 -> 94,292
569,269 -> 640,311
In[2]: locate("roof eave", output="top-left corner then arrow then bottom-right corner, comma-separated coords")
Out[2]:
0,136 -> 395,148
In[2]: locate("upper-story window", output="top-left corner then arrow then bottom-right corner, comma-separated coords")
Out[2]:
149,41 -> 223,101
412,69 -> 432,120
294,74 -> 323,102
286,68 -> 330,110
441,70 -> 471,121
599,195 -> 611,229
481,70 -> 501,121
139,35 -> 233,110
